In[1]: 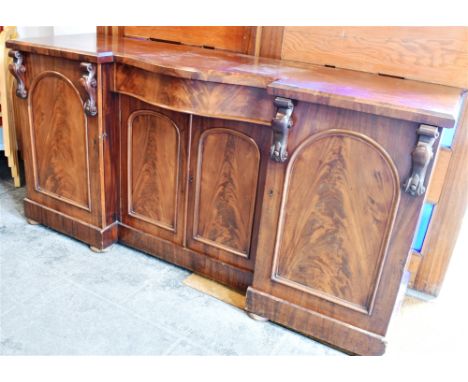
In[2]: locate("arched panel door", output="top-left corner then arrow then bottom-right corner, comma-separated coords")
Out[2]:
186,117 -> 271,271
271,130 -> 400,314
120,97 -> 190,245
24,63 -> 102,227
29,72 -> 90,210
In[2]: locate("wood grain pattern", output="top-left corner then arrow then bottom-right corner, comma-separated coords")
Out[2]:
128,110 -> 180,231
281,27 -> 468,88
258,27 -> 284,59
120,96 -> 190,245
114,64 -> 275,126
192,128 -> 260,258
7,34 -> 464,129
248,101 -> 428,343
123,26 -> 256,54
28,71 -> 90,210
246,287 -> 386,355
186,117 -> 271,272
13,53 -> 118,250
24,198 -> 118,250
272,130 -> 400,313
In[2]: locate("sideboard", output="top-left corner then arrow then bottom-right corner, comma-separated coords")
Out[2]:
7,32 -> 465,355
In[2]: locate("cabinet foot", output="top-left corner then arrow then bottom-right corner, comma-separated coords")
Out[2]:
26,218 -> 40,225
246,311 -> 269,322
89,245 -> 111,253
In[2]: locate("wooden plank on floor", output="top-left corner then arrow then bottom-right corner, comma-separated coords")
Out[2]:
183,273 -> 246,310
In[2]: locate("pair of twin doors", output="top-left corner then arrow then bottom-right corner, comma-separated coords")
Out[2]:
121,97 -> 271,272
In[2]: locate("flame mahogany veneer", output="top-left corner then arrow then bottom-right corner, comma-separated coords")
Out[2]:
7,34 -> 465,355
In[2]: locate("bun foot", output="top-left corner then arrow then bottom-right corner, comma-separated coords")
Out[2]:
89,245 -> 111,253
26,218 -> 40,225
246,311 -> 269,322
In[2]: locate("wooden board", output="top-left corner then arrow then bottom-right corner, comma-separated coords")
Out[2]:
281,27 -> 468,88
183,273 -> 246,310
123,26 -> 257,54
413,101 -> 468,295
426,148 -> 452,204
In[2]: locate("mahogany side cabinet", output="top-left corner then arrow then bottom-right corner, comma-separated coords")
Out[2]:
7,33 -> 465,355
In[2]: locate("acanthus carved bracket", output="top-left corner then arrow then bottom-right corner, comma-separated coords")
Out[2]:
270,97 -> 294,163
8,50 -> 28,99
79,62 -> 97,116
403,124 -> 440,197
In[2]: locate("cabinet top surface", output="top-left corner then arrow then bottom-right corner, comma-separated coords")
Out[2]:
7,33 -> 466,128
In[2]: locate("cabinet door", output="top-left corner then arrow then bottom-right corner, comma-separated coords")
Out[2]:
247,102 -> 433,354
186,117 -> 271,270
22,54 -> 102,226
120,96 -> 190,244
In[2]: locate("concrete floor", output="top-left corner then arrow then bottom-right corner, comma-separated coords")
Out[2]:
0,157 -> 342,356
1,154 -> 466,356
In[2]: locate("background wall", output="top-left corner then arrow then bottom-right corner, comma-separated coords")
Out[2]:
16,26 -> 95,38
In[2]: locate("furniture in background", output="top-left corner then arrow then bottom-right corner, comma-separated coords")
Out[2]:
6,27 -> 467,355
0,25 -> 21,187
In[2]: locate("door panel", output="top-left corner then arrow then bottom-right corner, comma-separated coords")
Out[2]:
272,130 -> 400,314
120,96 -> 189,244
24,55 -> 102,226
128,111 -> 180,231
30,72 -> 90,210
248,102 -> 429,337
193,128 -> 260,257
187,117 -> 270,270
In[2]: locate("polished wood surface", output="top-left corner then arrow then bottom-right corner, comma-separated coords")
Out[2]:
186,117 -> 270,270
246,101 -> 431,352
114,64 -> 274,125
281,27 -> 468,88
6,34 -> 463,128
9,29 -> 463,354
29,71 -> 90,210
123,26 -> 258,54
273,130 -> 400,314
120,97 -> 189,245
129,111 -> 180,230
258,27 -> 284,59
191,128 -> 259,257
14,53 -> 118,250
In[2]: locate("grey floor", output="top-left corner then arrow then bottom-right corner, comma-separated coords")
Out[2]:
0,156 -> 342,356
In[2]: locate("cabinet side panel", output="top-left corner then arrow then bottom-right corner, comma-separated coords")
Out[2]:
193,129 -> 260,257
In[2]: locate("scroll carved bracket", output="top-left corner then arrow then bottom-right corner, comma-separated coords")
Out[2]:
8,50 -> 27,99
270,97 -> 294,163
79,62 -> 97,116
404,124 -> 440,197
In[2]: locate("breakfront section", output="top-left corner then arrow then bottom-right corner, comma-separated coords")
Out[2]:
246,101 -> 442,355
115,71 -> 273,290
9,51 -> 118,250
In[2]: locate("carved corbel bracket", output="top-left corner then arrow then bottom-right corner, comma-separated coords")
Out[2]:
270,97 -> 294,162
8,50 -> 27,99
79,62 -> 97,116
403,124 -> 440,197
